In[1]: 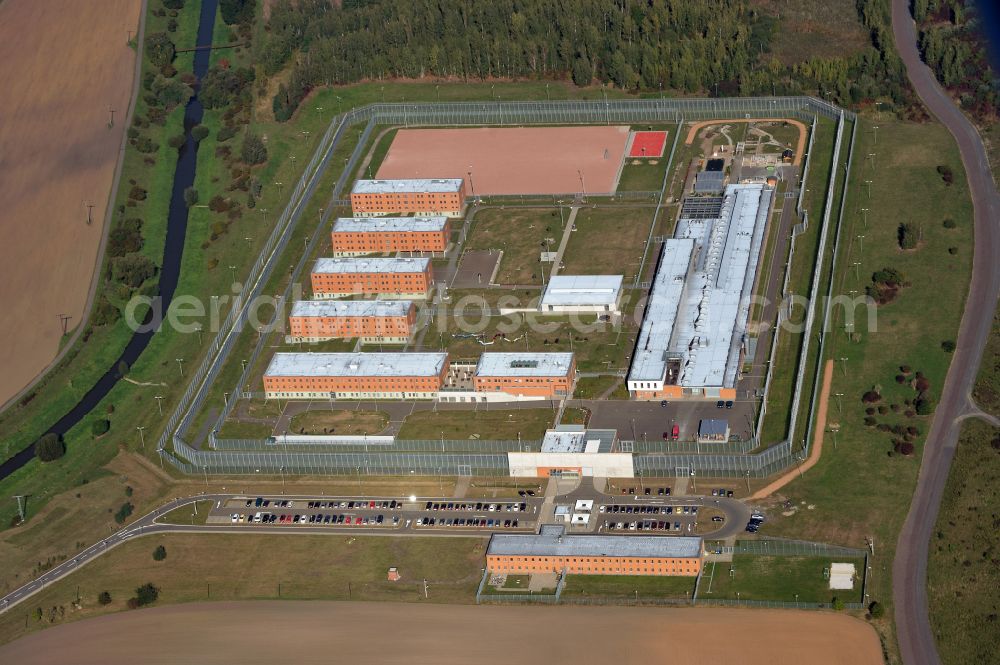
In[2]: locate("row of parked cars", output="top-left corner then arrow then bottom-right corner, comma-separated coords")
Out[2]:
745,513 -> 765,533
619,487 -> 672,496
415,516 -> 520,529
232,512 -> 400,526
605,520 -> 687,532
424,501 -> 527,513
600,504 -> 698,516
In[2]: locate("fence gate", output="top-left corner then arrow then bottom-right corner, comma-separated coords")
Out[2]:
674,466 -> 691,478
458,465 -> 473,477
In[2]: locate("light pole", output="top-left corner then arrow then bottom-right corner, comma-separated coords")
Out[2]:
577,169 -> 586,197
864,179 -> 872,199
279,466 -> 285,489
203,465 -> 209,488
154,395 -> 164,416
856,234 -> 865,257
229,265 -> 237,285
868,152 -> 877,171
872,125 -> 878,146
467,168 -> 476,201
175,358 -> 185,377
860,208 -> 869,229
834,392 -> 844,414
136,426 -> 146,451
853,261 -> 862,280
839,357 -> 849,377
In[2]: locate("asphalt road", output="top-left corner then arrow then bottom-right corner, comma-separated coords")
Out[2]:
890,3 -> 1000,665
0,485 -> 749,615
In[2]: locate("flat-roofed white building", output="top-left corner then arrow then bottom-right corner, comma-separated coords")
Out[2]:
474,352 -> 576,400
350,178 -> 465,217
507,425 -> 633,478
263,352 -> 449,400
539,275 -> 624,314
628,183 -> 773,400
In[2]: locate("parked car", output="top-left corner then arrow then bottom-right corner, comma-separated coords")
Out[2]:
716,400 -> 725,408
671,424 -> 680,440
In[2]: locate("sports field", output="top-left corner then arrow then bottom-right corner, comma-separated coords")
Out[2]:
376,126 -> 630,195
0,601 -> 883,664
0,0 -> 142,406
628,130 -> 667,157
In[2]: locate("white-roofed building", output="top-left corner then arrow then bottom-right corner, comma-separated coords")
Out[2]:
508,425 -> 631,477
350,178 -> 465,217
628,183 -> 773,400
331,216 -> 451,256
474,352 -> 576,400
286,300 -> 417,344
539,275 -> 624,314
263,352 -> 449,400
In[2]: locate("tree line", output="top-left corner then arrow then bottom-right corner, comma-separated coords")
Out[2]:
262,0 -> 912,121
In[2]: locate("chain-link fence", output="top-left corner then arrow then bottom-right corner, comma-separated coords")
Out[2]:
734,538 -> 867,558
160,95 -> 854,476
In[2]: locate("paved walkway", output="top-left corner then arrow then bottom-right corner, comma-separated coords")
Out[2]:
548,206 -> 579,278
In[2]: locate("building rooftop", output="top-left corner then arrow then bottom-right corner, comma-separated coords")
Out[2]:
540,275 -> 624,308
352,178 -> 464,195
487,528 -> 702,559
628,184 -> 772,389
289,300 -> 414,318
698,419 -> 729,437
332,216 -> 449,234
540,426 -> 617,453
312,257 -> 430,274
265,352 -> 447,378
475,352 -> 575,378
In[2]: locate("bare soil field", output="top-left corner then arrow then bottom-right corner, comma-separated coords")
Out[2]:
0,601 -> 883,664
0,0 -> 141,405
377,126 -> 630,195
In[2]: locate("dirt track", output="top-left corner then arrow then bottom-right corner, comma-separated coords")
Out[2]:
0,0 -> 141,405
0,600 -> 883,664
750,359 -> 834,500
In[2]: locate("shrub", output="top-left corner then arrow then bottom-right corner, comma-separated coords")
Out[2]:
831,597 -> 845,611
183,187 -> 199,207
168,133 -> 186,149
915,375 -> 931,392
167,18 -> 178,32
895,374 -> 906,384
895,441 -> 916,456
948,246 -> 958,255
145,32 -> 175,68
92,296 -> 120,326
900,365 -> 912,374
151,74 -> 193,110
91,419 -> 110,437
152,545 -> 167,561
865,407 -> 876,415
898,222 -> 922,250
868,601 -> 884,618
110,253 -> 156,288
915,395 -> 935,415
941,340 -> 956,352
861,389 -> 882,404
163,0 -> 185,9
129,185 -> 147,201
864,416 -> 877,427
114,502 -> 134,524
217,125 -> 238,142
108,224 -> 144,257
936,164 -> 954,185
35,433 -> 65,462
133,583 -> 160,607
98,591 -> 113,606
241,132 -> 268,165
125,485 -> 133,496
942,218 -> 956,228
191,124 -> 210,142
877,405 -> 888,415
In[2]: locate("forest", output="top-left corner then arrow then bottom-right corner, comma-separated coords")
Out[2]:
261,0 -> 912,121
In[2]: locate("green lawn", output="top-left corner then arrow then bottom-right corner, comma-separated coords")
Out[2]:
927,419 -> 1000,665
157,501 -> 214,526
574,375 -> 620,400
761,117 -> 975,657
215,420 -> 274,439
0,533 -> 487,647
561,574 -> 695,599
464,207 -> 563,285
287,409 -> 390,436
396,408 -> 556,441
618,156 -> 670,191
561,206 -> 656,282
701,554 -> 864,603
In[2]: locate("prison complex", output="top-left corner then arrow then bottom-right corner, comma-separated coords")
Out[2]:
487,526 -> 703,576
350,178 -> 465,217
473,352 -> 576,399
287,300 -> 417,343
331,216 -> 451,256
628,183 -> 773,400
310,257 -> 433,299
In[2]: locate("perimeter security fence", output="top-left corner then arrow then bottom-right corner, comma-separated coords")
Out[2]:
158,96 -> 854,478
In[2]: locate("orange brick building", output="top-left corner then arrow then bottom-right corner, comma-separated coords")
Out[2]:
473,352 -> 576,399
287,300 -> 417,344
487,527 -> 703,577
350,178 -> 465,217
310,257 -> 433,299
263,352 -> 449,400
331,216 -> 451,256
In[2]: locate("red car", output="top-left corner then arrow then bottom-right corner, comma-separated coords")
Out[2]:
354,516 -> 363,525
670,424 -> 680,440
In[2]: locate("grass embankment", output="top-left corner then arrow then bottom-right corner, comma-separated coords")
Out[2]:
287,410 -> 390,436
972,305 -> 1000,415
464,207 -> 563,286
927,419 -> 1000,665
0,533 -> 487,647
396,408 -> 556,441
157,501 -> 214,525
760,118 -> 975,659
701,554 -> 865,603
561,574 -> 695,599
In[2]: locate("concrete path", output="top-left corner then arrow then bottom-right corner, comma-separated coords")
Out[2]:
548,206 -> 579,278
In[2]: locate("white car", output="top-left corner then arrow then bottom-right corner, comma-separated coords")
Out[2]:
231,513 -> 239,523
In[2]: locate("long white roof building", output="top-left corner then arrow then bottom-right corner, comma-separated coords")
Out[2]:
312,257 -> 430,274
628,183 -> 772,396
352,178 -> 464,194
332,216 -> 449,233
265,352 -> 448,378
289,300 -> 414,318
